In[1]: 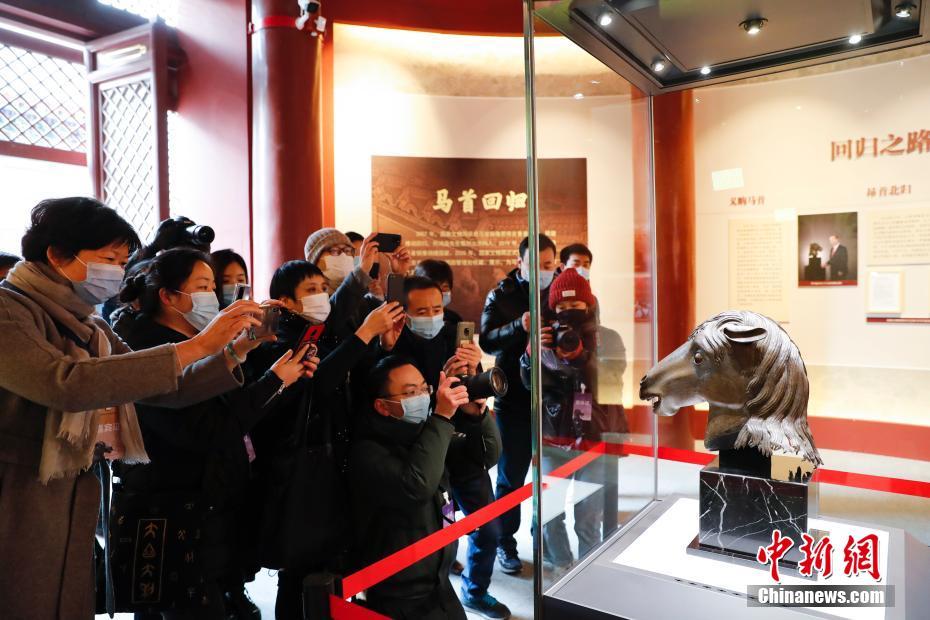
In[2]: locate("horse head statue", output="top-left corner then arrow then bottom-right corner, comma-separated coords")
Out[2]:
639,310 -> 822,467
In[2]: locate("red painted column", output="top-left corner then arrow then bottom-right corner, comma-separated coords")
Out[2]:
250,0 -> 324,297
653,89 -> 697,450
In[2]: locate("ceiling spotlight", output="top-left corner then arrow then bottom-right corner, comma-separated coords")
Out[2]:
652,59 -> 667,72
894,2 -> 916,18
598,12 -> 613,27
848,33 -> 863,44
573,93 -> 585,100
739,17 -> 768,36
700,65 -> 711,75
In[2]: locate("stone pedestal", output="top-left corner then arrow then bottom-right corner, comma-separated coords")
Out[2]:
686,450 -> 817,572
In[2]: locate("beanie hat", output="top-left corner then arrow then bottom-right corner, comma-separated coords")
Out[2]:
548,268 -> 595,311
304,228 -> 352,266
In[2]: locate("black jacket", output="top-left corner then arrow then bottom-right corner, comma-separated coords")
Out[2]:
349,409 -> 498,607
114,314 -> 284,580
479,268 -> 550,412
520,318 -> 629,448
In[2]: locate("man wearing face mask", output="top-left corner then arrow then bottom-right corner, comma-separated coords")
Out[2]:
519,268 -> 628,570
350,357 -> 500,619
379,277 -> 510,618
479,234 -> 557,575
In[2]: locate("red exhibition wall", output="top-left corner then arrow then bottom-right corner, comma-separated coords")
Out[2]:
170,0 -> 253,275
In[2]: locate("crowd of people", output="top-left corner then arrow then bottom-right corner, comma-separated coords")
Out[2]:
0,196 -> 626,620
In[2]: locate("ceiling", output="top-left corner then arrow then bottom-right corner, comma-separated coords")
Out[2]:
535,0 -> 929,93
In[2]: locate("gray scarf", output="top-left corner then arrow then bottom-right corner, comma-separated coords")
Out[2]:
5,261 -> 149,482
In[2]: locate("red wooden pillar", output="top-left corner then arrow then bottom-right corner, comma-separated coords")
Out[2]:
250,0 -> 325,297
632,89 -> 696,450
653,89 -> 697,450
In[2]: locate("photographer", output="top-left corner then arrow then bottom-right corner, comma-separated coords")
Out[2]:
304,228 -> 413,340
211,249 -> 249,309
479,234 -> 557,575
115,248 -> 317,619
247,260 -> 402,619
380,276 -> 510,619
0,198 -> 262,619
350,358 -> 499,619
414,259 -> 461,323
519,268 -> 628,569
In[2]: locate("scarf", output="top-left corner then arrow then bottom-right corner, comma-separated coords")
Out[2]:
5,261 -> 149,483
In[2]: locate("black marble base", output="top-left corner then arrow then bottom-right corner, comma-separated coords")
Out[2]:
697,453 -> 811,566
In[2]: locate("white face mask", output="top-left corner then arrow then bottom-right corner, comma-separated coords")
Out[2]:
64,257 -> 124,306
408,314 -> 445,340
383,393 -> 431,425
301,292 -> 331,324
221,283 -> 237,307
175,291 -> 220,332
574,266 -> 591,281
322,254 -> 355,284
521,266 -> 555,290
441,291 -> 452,307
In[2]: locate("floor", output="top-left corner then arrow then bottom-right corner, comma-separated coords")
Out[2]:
97,448 -> 930,620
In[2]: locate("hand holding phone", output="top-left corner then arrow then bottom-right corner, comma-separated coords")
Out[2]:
372,233 -> 402,254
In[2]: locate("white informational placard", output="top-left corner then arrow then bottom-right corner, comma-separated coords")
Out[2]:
728,218 -> 792,322
866,270 -> 903,314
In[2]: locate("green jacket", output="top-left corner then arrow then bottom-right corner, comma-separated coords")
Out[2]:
349,409 -> 499,601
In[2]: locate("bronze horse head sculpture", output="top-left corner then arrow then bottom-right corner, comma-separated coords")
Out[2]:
639,310 -> 822,467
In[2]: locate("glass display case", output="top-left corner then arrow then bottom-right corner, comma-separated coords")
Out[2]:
521,2 -> 930,618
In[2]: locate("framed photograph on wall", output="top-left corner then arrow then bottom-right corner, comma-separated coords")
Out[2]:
798,211 -> 858,286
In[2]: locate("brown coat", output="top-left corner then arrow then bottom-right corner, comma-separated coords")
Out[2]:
0,285 -> 243,619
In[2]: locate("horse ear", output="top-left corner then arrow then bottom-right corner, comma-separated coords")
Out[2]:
722,324 -> 767,343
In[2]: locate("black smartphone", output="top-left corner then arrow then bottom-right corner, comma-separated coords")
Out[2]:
369,262 -> 381,279
233,283 -> 251,301
250,306 -> 280,340
386,273 -> 405,304
372,233 -> 401,254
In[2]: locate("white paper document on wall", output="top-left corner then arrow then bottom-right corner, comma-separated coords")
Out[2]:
728,218 -> 792,322
867,207 -> 930,265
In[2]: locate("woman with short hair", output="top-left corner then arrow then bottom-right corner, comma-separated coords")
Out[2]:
0,197 -> 264,619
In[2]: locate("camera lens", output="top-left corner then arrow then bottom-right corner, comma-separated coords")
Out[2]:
556,328 -> 581,353
459,367 -> 508,400
185,224 -> 216,244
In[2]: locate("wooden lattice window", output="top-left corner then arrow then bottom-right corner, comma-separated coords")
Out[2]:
0,41 -> 86,165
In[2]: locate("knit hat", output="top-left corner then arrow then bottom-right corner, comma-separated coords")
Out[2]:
304,228 -> 352,266
548,268 -> 595,311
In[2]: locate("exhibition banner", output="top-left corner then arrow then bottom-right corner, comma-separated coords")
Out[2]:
371,155 -> 588,323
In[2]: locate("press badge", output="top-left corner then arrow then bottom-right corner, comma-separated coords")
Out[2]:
573,385 -> 593,421
441,491 -> 456,528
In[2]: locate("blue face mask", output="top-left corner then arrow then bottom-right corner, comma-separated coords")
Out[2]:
398,393 -> 430,424
408,314 -> 444,340
66,257 -> 124,306
175,291 -> 220,332
520,266 -> 555,290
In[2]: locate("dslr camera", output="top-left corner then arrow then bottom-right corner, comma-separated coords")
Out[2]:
548,318 -> 582,355
149,216 -> 215,254
456,367 -> 508,400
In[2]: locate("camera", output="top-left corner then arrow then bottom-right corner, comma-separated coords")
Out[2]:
151,216 -> 215,253
549,320 -> 582,354
456,367 -> 508,400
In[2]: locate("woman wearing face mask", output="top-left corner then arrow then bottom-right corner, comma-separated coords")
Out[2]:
0,198 -> 265,619
114,248 -> 317,619
246,260 -> 403,618
211,249 -> 249,309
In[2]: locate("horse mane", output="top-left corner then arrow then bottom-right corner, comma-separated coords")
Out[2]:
692,311 -> 823,466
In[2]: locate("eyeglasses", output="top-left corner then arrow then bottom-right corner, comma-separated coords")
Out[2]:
325,245 -> 355,257
384,384 -> 434,400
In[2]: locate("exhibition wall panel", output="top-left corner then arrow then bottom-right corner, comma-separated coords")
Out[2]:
693,48 -> 930,435
332,24 -> 643,407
